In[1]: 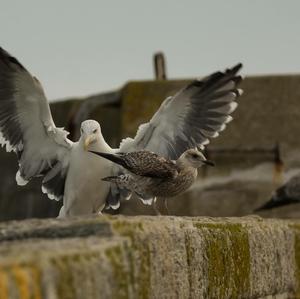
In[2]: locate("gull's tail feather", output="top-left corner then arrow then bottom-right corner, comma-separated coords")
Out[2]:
102,175 -> 119,183
105,187 -> 121,210
89,151 -> 127,168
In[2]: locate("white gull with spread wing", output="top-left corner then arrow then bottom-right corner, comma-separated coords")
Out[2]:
0,48 -> 113,217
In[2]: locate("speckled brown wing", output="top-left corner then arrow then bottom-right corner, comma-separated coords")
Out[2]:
90,150 -> 178,179
120,150 -> 178,178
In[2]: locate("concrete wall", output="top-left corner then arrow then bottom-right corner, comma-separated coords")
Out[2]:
0,215 -> 299,299
1,75 -> 300,220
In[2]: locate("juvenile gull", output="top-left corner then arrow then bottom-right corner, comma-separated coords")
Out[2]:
98,63 -> 244,209
90,149 -> 214,207
255,173 -> 300,211
0,46 -> 243,216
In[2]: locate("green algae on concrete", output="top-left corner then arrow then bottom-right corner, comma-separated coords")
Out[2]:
184,232 -> 195,297
51,255 -> 77,299
194,222 -> 251,299
50,251 -> 103,299
105,245 -> 130,299
290,224 -> 300,296
111,219 -> 151,299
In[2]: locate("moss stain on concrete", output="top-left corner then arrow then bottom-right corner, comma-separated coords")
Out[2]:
50,252 -> 100,299
290,224 -> 300,296
184,233 -> 194,298
12,266 -> 31,299
0,263 -> 42,299
30,266 -> 42,299
51,256 -> 76,299
111,220 -> 150,299
0,268 -> 9,299
105,245 -> 130,299
194,223 -> 251,299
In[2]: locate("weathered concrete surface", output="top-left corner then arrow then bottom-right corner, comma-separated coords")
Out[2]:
0,215 -> 299,299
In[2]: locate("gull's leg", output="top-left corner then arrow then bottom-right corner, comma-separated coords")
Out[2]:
163,198 -> 170,215
153,197 -> 161,215
57,205 -> 66,218
96,203 -> 106,216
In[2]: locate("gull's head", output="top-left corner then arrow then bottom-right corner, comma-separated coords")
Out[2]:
80,120 -> 101,151
179,149 -> 215,168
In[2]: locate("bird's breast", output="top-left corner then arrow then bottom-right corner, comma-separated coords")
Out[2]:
63,145 -> 113,214
148,168 -> 197,198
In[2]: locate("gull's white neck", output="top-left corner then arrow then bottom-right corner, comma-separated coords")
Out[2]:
97,133 -> 112,152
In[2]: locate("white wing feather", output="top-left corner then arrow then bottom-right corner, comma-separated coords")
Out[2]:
120,64 -> 243,160
0,47 -> 72,201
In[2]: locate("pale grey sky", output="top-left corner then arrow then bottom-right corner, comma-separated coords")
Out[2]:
1,0 -> 300,100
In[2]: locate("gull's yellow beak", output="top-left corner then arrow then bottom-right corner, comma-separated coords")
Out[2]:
84,136 -> 95,151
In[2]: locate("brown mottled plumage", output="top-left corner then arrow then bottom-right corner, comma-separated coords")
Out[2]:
92,150 -> 177,178
90,149 -> 214,205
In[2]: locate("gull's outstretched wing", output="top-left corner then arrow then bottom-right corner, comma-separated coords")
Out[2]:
255,173 -> 300,211
0,47 -> 72,201
120,64 -> 243,159
284,174 -> 300,199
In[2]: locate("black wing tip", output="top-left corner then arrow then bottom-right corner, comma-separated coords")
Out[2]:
224,63 -> 243,77
232,75 -> 243,85
0,46 -> 25,70
232,88 -> 243,97
190,62 -> 244,88
253,197 -> 276,212
229,63 -> 243,73
254,195 -> 300,212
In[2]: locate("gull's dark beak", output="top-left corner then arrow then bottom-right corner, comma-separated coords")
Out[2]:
203,159 -> 215,167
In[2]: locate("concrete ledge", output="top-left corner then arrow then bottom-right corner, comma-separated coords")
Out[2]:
0,216 -> 299,298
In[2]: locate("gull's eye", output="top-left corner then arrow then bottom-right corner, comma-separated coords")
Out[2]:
93,129 -> 97,134
192,154 -> 199,159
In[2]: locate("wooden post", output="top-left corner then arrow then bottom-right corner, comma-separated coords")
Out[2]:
154,52 -> 167,80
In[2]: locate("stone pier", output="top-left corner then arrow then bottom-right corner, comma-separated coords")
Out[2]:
0,215 -> 299,298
